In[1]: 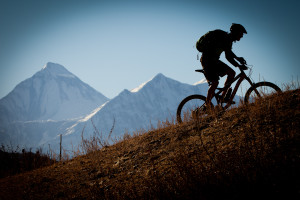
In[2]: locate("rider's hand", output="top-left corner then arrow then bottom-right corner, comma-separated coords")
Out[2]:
239,64 -> 248,70
237,57 -> 247,65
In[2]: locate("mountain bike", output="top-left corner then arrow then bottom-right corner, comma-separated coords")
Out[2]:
176,66 -> 281,123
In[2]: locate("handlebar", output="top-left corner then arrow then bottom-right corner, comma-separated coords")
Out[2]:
238,64 -> 248,71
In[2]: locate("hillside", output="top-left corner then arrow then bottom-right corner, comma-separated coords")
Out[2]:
0,89 -> 299,200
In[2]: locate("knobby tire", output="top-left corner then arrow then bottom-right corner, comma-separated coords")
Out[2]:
244,82 -> 281,103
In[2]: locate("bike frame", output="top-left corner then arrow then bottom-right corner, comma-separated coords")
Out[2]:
213,69 -> 255,109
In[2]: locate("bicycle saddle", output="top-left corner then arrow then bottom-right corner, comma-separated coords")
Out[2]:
195,69 -> 205,73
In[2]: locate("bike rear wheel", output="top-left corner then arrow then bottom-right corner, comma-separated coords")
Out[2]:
244,82 -> 281,103
176,95 -> 208,123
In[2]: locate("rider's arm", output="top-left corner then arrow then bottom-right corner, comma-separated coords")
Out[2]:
225,50 -> 240,67
225,50 -> 248,70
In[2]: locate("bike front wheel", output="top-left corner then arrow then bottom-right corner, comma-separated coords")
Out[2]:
176,94 -> 208,123
244,82 -> 281,103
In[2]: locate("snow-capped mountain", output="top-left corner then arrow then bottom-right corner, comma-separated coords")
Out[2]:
0,62 -> 109,123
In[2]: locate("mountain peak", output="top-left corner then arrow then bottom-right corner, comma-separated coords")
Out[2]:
40,62 -> 75,78
131,73 -> 167,93
153,73 -> 165,78
42,62 -> 66,70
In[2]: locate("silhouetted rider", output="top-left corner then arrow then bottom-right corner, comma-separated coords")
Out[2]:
197,23 -> 248,105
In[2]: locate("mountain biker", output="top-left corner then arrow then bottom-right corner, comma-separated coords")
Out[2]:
197,23 -> 248,106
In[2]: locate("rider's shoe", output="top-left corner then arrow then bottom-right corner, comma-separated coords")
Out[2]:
221,97 -> 236,104
220,87 -> 235,104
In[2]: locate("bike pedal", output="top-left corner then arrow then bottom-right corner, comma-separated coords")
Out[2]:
221,100 -> 235,105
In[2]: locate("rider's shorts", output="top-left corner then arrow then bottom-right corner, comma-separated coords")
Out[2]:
200,55 -> 231,82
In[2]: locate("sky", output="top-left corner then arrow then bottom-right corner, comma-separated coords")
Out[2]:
0,0 -> 299,99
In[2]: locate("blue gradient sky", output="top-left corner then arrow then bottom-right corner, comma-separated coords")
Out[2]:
0,0 -> 299,99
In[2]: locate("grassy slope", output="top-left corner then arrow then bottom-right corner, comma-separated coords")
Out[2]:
0,89 -> 299,200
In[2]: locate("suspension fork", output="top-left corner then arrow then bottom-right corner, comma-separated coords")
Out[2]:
244,75 -> 256,88
244,75 -> 261,96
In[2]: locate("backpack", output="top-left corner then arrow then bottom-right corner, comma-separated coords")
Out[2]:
196,29 -> 226,52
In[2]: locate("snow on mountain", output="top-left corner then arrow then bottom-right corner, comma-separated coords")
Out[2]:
193,78 -> 208,85
0,62 -> 109,122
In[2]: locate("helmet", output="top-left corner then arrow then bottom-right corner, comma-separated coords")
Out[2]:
230,23 -> 247,34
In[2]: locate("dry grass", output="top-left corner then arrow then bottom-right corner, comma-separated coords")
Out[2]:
0,88 -> 299,200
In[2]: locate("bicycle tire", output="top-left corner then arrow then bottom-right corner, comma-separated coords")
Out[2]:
176,94 -> 207,123
244,82 -> 281,103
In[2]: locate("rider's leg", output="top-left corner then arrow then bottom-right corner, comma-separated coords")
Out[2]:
206,80 -> 219,105
221,67 -> 236,98
201,55 -> 219,106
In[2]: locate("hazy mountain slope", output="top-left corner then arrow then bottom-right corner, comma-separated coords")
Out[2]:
1,119 -> 77,150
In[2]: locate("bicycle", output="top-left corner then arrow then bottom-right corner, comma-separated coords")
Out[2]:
176,66 -> 282,123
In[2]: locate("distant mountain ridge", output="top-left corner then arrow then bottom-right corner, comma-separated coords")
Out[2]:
0,62 -> 213,153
